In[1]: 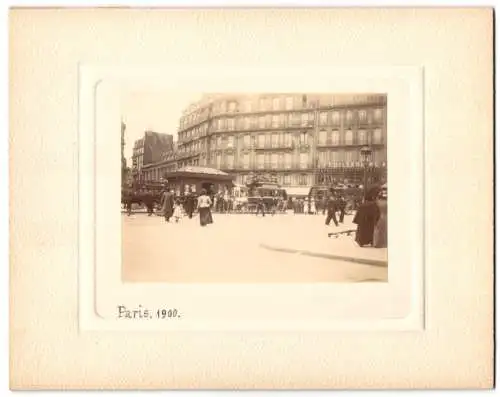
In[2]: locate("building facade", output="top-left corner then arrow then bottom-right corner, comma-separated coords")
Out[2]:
141,142 -> 179,182
132,130 -> 174,175
142,93 -> 387,188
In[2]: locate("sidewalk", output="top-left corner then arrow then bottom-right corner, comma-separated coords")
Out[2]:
258,215 -> 388,267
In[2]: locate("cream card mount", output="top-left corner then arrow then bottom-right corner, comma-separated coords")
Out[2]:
78,64 -> 424,332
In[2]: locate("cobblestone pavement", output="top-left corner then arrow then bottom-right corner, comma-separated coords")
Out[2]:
122,212 -> 388,283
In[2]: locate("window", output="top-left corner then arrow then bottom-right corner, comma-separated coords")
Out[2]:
272,133 -> 279,147
373,149 -> 384,164
228,102 -> 236,112
359,110 -> 367,122
272,115 -> 279,128
257,154 -> 265,169
259,116 -> 266,128
259,98 -> 266,110
273,97 -> 280,110
346,111 -> 353,123
300,132 -> 309,145
301,113 -> 309,127
299,153 -> 308,169
284,132 -> 292,147
345,150 -> 357,164
319,129 -> 327,144
243,153 -> 250,169
278,153 -> 284,168
227,136 -> 234,148
284,153 -> 292,169
290,112 -> 300,125
227,118 -> 235,130
220,102 -> 227,113
298,174 -> 307,185
258,134 -> 265,148
271,154 -> 278,169
216,153 -> 222,168
319,151 -> 328,166
320,112 -> 328,125
345,130 -> 353,145
243,134 -> 251,147
226,154 -> 234,169
218,118 -> 225,130
244,117 -> 251,130
330,150 -> 341,164
285,97 -> 293,110
358,130 -> 367,145
374,109 -> 382,121
373,128 -> 382,144
283,174 -> 291,185
245,101 -> 253,113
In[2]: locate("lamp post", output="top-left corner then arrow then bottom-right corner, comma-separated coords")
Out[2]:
360,146 -> 372,199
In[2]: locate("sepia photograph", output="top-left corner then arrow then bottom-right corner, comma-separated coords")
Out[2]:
121,92 -> 388,283
9,6 -> 493,390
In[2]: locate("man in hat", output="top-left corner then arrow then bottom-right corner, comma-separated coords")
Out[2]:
325,189 -> 339,227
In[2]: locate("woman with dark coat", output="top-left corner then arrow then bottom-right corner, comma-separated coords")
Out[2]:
373,190 -> 388,248
184,190 -> 196,219
160,188 -> 175,222
353,187 -> 380,247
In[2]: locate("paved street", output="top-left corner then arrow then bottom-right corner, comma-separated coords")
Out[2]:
122,212 -> 388,283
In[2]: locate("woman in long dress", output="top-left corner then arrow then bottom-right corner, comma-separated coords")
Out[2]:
160,188 -> 174,222
172,198 -> 183,223
310,198 -> 317,214
373,191 -> 388,248
197,189 -> 213,227
353,188 -> 380,247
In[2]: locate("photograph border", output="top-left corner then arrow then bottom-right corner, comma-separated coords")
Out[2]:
79,64 -> 424,331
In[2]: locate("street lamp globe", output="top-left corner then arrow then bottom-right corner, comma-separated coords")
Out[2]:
360,146 -> 373,200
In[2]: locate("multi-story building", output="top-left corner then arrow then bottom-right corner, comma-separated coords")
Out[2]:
142,143 -> 179,182
142,93 -> 387,189
121,121 -> 129,184
131,130 -> 174,177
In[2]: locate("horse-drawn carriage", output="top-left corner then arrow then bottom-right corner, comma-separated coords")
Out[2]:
245,179 -> 287,214
121,181 -> 166,211
309,184 -> 364,214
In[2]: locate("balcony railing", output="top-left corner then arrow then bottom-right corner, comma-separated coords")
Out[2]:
254,143 -> 294,150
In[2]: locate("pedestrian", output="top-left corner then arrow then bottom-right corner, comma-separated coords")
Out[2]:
310,198 -> 317,214
197,189 -> 213,227
373,190 -> 388,248
322,195 -> 328,215
256,195 -> 266,217
325,190 -> 339,227
353,187 -> 380,247
172,198 -> 183,223
184,189 -> 195,219
160,188 -> 175,222
143,189 -> 155,216
125,189 -> 133,216
337,194 -> 346,223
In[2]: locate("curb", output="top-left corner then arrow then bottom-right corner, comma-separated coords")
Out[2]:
259,243 -> 388,267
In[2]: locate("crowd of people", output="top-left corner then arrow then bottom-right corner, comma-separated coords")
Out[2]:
122,184 -> 388,248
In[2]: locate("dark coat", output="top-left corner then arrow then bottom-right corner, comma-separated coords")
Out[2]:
161,191 -> 174,216
353,200 -> 380,246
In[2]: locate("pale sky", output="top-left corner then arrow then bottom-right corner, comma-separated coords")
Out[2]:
121,91 -> 203,163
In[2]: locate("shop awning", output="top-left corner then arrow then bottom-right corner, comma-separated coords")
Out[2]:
285,187 -> 311,197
